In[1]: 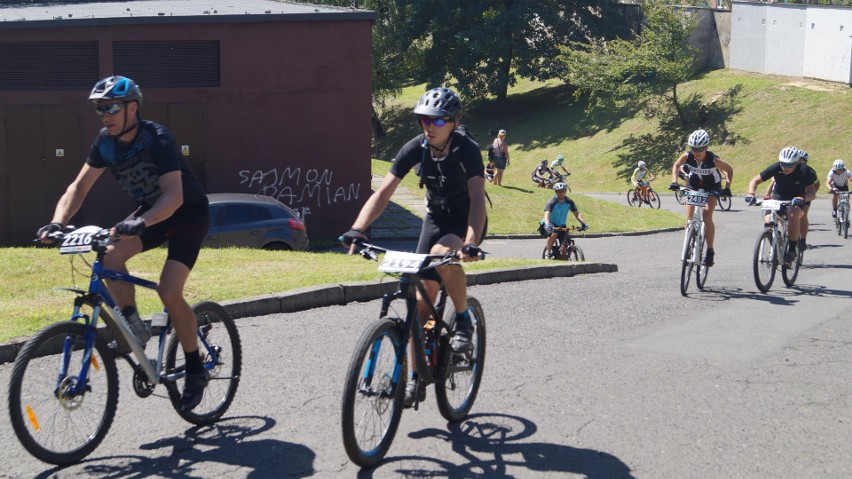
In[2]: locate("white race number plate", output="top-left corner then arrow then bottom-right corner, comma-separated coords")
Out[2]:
378,251 -> 428,273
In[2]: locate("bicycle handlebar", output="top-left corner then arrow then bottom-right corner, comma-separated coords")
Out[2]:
352,239 -> 487,263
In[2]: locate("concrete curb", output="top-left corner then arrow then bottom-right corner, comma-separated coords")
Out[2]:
0,262 -> 617,364
379,227 -> 682,242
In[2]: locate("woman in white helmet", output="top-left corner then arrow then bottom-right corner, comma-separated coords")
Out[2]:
826,159 -> 852,218
669,129 -> 734,267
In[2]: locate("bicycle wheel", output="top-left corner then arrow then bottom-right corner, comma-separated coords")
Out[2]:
436,297 -> 486,423
695,232 -> 708,290
674,189 -> 686,205
341,317 -> 405,468
567,244 -> 585,261
165,301 -> 241,425
753,229 -> 776,293
626,189 -> 638,207
9,321 -> 119,465
842,206 -> 849,239
680,228 -> 697,296
648,191 -> 661,209
720,195 -> 732,211
782,248 -> 802,287
835,210 -> 843,236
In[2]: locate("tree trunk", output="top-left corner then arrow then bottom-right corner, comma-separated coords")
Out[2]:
371,105 -> 385,139
671,82 -> 686,127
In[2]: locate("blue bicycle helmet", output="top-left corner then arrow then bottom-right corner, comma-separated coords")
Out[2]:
89,76 -> 143,104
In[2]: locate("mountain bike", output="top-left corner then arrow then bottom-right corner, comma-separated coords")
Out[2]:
8,225 -> 241,466
627,179 -> 660,208
544,171 -> 571,192
679,188 -> 710,296
541,225 -> 586,261
832,190 -> 850,239
341,241 -> 486,468
750,199 -> 803,292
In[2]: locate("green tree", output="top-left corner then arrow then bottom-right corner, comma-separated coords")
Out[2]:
412,0 -> 628,104
559,0 -> 700,126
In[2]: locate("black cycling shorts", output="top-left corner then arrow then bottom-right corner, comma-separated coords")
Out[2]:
416,213 -> 487,282
140,206 -> 210,270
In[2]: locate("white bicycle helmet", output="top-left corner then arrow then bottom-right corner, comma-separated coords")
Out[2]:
834,159 -> 846,170
637,161 -> 646,168
778,146 -> 800,164
553,182 -> 567,191
687,129 -> 710,148
798,150 -> 809,161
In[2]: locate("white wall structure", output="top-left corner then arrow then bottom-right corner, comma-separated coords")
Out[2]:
730,2 -> 768,73
730,1 -> 852,85
765,4 -> 806,77
804,7 -> 852,84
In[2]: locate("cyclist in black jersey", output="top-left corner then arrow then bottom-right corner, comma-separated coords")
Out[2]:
37,76 -> 211,411
745,146 -> 817,263
669,129 -> 734,267
342,87 -> 486,407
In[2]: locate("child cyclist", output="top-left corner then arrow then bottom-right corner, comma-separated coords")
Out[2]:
542,182 -> 588,258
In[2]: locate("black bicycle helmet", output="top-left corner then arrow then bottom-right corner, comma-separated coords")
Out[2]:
413,87 -> 462,121
89,76 -> 143,104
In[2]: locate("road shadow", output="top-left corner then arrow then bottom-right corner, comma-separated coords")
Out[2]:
687,286 -> 799,304
358,413 -> 634,478
495,184 -> 536,194
37,416 -> 315,479
788,283 -> 852,298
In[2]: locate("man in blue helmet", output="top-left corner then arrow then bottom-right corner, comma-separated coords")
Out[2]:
37,76 -> 211,412
341,87 -> 486,408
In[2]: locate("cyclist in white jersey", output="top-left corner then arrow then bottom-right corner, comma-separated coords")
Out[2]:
631,161 -> 656,202
826,159 -> 852,218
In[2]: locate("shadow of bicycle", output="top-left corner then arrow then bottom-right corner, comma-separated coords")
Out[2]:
359,413 -> 634,478
36,416 -> 315,479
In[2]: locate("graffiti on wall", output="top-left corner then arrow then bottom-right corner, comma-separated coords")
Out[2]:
238,167 -> 362,222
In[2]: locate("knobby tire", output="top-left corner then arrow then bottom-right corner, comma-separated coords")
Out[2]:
753,229 -> 776,293
341,318 -> 405,468
165,301 -> 242,425
680,227 -> 697,296
435,297 -> 486,422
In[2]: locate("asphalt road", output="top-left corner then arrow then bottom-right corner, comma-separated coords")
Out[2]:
2,193 -> 850,478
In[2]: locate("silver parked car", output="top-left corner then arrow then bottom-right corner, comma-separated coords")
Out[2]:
205,193 -> 308,251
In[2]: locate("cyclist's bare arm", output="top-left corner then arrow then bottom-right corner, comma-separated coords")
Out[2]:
348,172 -> 401,253
461,175 -> 486,262
43,164 -> 103,241
764,179 -> 775,197
135,170 -> 184,227
671,152 -> 688,183
715,157 -> 734,188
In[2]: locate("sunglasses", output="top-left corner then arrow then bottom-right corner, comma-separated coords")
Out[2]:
780,163 -> 796,169
691,147 -> 707,153
419,116 -> 452,127
94,103 -> 123,116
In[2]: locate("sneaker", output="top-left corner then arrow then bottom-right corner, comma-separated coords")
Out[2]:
451,315 -> 474,353
703,249 -> 715,267
544,252 -> 553,259
403,378 -> 426,408
832,210 -> 837,218
798,239 -> 808,251
784,249 -> 797,264
180,370 -> 210,411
